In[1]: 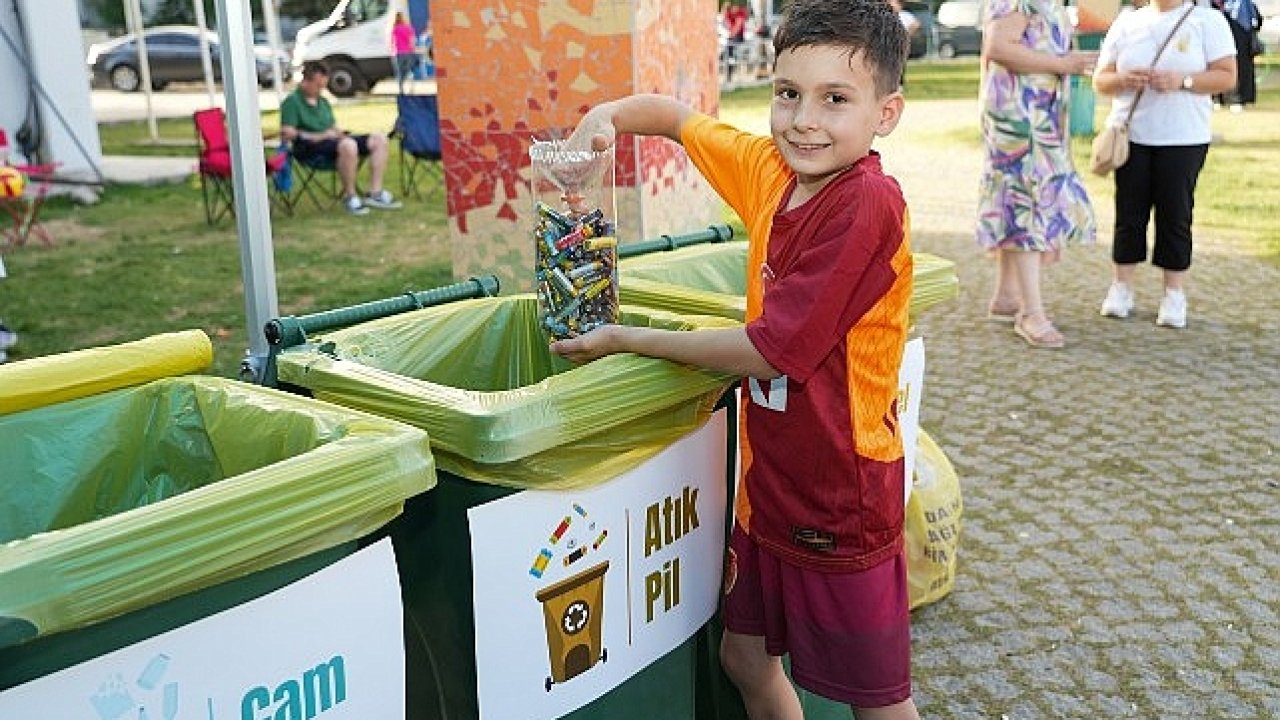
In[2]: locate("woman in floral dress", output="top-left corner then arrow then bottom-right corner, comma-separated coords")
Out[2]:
977,0 -> 1098,348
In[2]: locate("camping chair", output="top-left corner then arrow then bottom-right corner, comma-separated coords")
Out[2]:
392,94 -> 443,199
0,163 -> 57,247
193,108 -> 290,225
284,144 -> 344,211
283,137 -> 369,212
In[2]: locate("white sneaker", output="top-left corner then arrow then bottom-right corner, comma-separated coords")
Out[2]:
1156,289 -> 1187,329
0,323 -> 16,350
363,189 -> 402,210
1100,282 -> 1135,319
344,195 -> 370,216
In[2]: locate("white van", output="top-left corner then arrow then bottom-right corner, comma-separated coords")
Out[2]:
292,0 -> 425,96
935,0 -> 983,59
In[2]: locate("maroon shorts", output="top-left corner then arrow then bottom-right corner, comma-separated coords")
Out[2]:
721,524 -> 912,708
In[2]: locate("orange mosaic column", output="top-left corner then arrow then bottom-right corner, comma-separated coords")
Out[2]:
433,0 -> 722,292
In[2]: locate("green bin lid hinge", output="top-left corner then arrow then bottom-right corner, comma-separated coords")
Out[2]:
618,224 -> 734,260
256,275 -> 501,388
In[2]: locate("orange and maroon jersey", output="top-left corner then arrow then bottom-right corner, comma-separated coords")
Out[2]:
681,113 -> 912,572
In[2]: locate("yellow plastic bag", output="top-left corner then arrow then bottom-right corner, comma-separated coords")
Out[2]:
905,430 -> 962,610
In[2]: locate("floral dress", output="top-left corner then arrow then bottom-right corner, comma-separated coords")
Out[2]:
977,0 -> 1095,253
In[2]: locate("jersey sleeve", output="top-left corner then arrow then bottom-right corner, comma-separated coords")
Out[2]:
679,113 -> 787,238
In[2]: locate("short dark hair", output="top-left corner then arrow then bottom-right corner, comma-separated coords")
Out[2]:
773,0 -> 907,97
301,60 -> 329,80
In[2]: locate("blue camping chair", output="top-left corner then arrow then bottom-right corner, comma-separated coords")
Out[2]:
393,94 -> 443,199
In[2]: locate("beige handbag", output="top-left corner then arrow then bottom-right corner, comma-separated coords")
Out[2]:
1089,4 -> 1195,177
1089,123 -> 1130,176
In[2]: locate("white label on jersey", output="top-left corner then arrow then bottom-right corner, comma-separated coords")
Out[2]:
748,376 -> 788,412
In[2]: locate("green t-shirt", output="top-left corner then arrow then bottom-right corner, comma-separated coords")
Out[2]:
280,90 -> 335,134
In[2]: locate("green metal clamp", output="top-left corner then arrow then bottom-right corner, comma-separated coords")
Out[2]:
259,275 -> 500,387
617,224 -> 734,259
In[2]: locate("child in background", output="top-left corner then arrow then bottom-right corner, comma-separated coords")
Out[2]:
551,0 -> 920,717
392,12 -> 417,95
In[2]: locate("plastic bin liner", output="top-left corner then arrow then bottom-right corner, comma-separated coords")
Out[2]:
275,295 -> 737,489
0,330 -> 212,415
0,375 -> 436,649
619,242 -> 959,321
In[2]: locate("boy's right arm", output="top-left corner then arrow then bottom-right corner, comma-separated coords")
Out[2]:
551,325 -> 780,380
571,94 -> 696,151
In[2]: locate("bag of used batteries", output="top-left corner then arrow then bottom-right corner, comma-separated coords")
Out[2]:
529,139 -> 618,340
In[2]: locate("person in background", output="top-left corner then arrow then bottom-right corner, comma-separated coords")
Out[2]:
1211,0 -> 1262,110
890,0 -> 921,87
977,0 -> 1097,349
1093,0 -> 1235,328
392,11 -> 417,95
722,1 -> 750,81
280,61 -> 402,216
553,1 -> 922,717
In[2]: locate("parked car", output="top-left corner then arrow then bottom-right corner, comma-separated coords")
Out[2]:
935,0 -> 983,59
86,25 -> 278,92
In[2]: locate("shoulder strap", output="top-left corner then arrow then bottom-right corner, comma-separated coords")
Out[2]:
1122,3 -> 1197,125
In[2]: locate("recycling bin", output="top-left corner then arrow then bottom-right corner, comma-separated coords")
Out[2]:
0,331 -> 436,695
1070,75 -> 1098,137
619,241 -> 960,322
1071,32 -> 1104,136
273,295 -> 740,720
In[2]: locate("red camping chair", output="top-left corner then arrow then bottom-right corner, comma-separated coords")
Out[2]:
0,162 -> 57,247
194,108 -> 290,225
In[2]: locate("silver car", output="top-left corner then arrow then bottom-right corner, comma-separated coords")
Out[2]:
87,25 -> 279,92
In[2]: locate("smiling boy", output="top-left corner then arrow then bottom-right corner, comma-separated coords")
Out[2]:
552,1 -> 917,717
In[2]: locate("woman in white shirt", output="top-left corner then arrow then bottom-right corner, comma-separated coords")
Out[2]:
1092,0 -> 1235,329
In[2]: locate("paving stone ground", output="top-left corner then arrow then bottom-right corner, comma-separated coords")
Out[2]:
877,99 -> 1280,719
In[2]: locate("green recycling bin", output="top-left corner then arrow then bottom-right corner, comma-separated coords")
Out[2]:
274,295 -> 740,720
619,241 -> 959,322
1070,32 -> 1104,136
0,333 -> 436,697
1070,75 -> 1098,136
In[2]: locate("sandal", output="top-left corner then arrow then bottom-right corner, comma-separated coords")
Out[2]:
986,302 -> 1020,323
1014,314 -> 1065,349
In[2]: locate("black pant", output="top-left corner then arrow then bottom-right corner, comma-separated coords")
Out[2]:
1112,142 -> 1208,271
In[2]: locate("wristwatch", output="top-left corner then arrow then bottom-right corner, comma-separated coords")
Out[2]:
1181,74 -> 1195,92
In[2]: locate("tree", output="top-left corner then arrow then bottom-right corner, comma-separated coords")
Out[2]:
279,0 -> 333,20
151,0 -> 201,25
83,0 -> 126,32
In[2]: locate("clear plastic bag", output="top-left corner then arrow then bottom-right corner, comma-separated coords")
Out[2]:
529,140 -> 618,339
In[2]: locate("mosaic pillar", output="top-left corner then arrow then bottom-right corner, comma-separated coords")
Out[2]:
434,0 -> 722,292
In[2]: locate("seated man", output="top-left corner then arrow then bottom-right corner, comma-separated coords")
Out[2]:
281,60 -> 402,215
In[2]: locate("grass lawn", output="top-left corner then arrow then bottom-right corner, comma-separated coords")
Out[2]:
3,57 -> 1277,376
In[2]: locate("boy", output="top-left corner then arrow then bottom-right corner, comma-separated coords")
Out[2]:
551,1 -> 919,717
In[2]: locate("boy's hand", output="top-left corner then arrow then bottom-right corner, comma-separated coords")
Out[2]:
567,106 -> 617,153
550,325 -> 620,364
